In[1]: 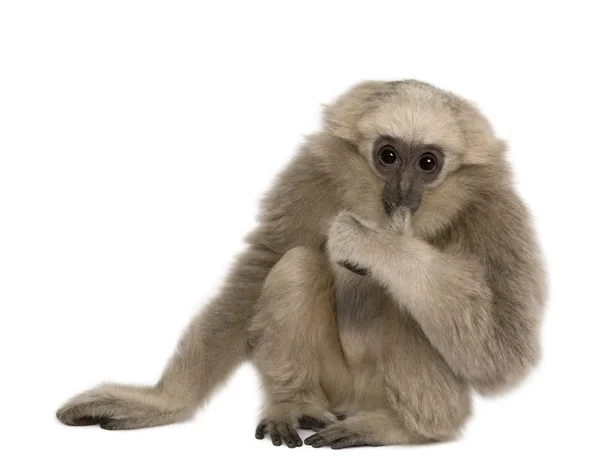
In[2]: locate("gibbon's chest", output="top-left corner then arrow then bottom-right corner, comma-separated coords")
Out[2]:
333,268 -> 391,367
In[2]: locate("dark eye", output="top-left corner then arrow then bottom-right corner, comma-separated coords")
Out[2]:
378,146 -> 398,165
418,153 -> 437,172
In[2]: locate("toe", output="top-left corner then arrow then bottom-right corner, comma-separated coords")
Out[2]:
277,423 -> 297,448
255,421 -> 267,439
298,415 -> 328,431
268,422 -> 282,446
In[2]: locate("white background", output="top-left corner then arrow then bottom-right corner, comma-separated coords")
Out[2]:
1,1 -> 599,474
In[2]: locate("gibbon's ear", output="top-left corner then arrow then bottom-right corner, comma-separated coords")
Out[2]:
450,96 -> 508,165
462,132 -> 507,166
322,80 -> 393,144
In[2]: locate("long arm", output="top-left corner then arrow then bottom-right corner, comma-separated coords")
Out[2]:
56,138 -> 343,429
156,245 -> 280,405
328,201 -> 545,394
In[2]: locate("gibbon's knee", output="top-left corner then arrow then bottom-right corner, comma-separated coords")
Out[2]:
253,246 -> 333,332
269,246 -> 331,286
261,246 -> 331,305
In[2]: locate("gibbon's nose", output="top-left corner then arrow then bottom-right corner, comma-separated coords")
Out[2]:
398,174 -> 422,211
382,173 -> 423,215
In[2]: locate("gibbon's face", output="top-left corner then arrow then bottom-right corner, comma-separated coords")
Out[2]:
352,84 -> 472,218
371,136 -> 445,215
360,102 -> 466,217
325,81 -> 502,231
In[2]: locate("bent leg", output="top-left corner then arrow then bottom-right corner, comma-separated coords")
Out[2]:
250,246 -> 350,447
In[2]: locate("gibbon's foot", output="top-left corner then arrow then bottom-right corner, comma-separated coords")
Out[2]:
255,415 -> 333,448
255,402 -> 337,448
255,420 -> 303,448
304,422 -> 383,449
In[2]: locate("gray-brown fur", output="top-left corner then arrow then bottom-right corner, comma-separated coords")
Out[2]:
57,80 -> 546,448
